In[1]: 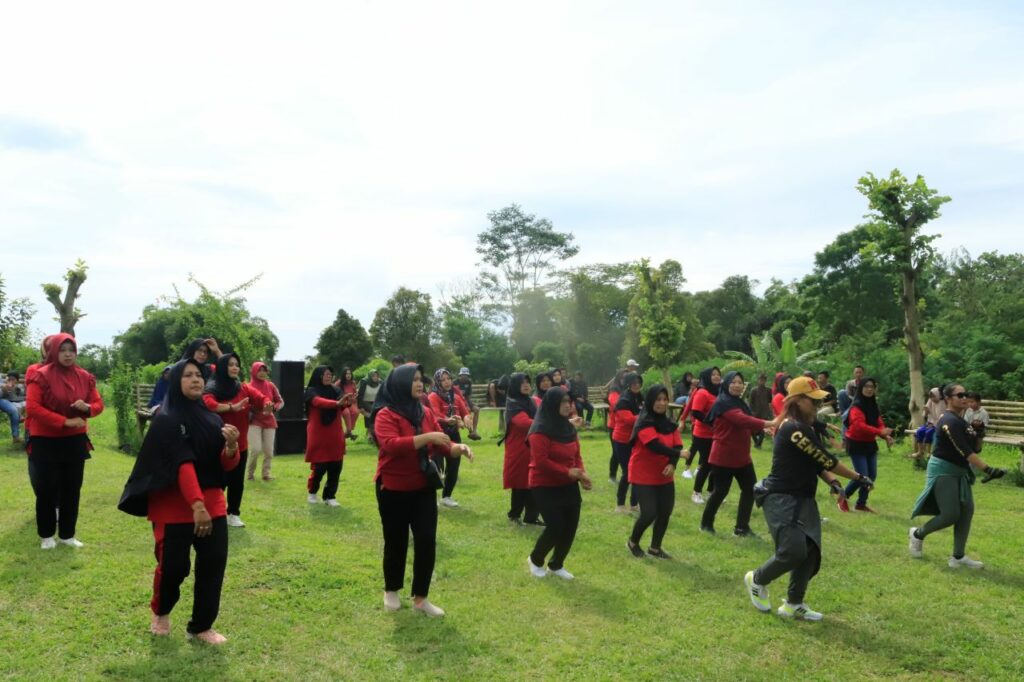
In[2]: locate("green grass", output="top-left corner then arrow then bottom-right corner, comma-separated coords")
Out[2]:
1,410 -> 1022,681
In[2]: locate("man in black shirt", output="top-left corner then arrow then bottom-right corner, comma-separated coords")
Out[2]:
569,371 -> 593,428
744,376 -> 871,621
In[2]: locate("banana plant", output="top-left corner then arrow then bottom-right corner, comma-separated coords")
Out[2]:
722,329 -> 823,377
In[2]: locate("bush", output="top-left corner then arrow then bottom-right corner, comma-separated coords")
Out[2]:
109,362 -> 142,454
352,357 -> 392,383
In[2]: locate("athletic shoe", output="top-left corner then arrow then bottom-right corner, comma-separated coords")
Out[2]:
346,433 -> 358,442
627,539 -> 646,558
262,476 -> 275,481
682,469 -> 693,479
413,599 -> 445,617
508,516 -> 524,526
440,497 -> 459,508
308,494 -> 320,504
523,519 -> 546,527
150,614 -> 171,636
734,528 -> 759,539
647,547 -> 672,560
246,475 -> 255,481
777,602 -> 823,621
948,555 -> 984,570
325,498 -> 341,508
608,477 -> 618,484
908,527 -> 924,558
691,492 -> 705,504
615,505 -> 629,513
744,571 -> 771,612
837,498 -> 850,512
468,433 -> 482,441
528,557 -> 547,578
548,567 -> 575,580
629,504 -> 640,513
40,537 -> 56,550
226,515 -> 245,527
854,504 -> 876,513
187,629 -> 228,644
383,591 -> 401,611
58,537 -> 84,548
700,525 -> 716,535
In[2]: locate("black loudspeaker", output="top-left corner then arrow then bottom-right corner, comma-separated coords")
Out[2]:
274,418 -> 307,455
272,361 -> 306,420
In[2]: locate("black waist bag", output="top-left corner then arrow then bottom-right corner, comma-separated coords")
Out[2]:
753,479 -> 770,508
419,448 -> 444,490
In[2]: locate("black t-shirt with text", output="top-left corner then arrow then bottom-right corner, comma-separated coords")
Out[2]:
764,419 -> 839,498
931,411 -> 976,468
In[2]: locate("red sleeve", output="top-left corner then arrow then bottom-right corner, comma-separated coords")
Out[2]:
221,446 -> 241,471
177,462 -> 203,504
723,408 -> 766,434
421,410 -> 452,456
87,384 -> 104,418
311,396 -> 339,410
243,384 -> 266,410
202,394 -> 221,411
273,384 -> 284,409
637,426 -> 660,445
25,381 -> 68,431
574,442 -> 585,471
511,411 -> 533,429
427,393 -> 448,421
376,410 -> 419,459
672,430 -> 683,448
529,434 -> 571,478
454,393 -> 469,418
847,407 -> 885,439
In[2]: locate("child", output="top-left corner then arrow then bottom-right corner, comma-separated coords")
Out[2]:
963,392 -> 989,452
912,387 -> 945,459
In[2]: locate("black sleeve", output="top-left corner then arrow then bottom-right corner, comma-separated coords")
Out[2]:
646,439 -> 683,466
939,418 -> 975,465
691,410 -> 707,423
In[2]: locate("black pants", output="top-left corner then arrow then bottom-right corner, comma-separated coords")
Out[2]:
575,400 -> 594,424
689,436 -> 713,494
151,516 -> 228,634
752,431 -> 765,448
613,440 -> 637,506
225,450 -> 248,516
376,481 -> 437,597
701,463 -> 757,532
433,429 -> 462,498
508,488 -> 539,523
29,436 -> 88,540
308,460 -> 343,499
630,483 -> 675,549
608,430 -> 622,479
530,484 -> 582,571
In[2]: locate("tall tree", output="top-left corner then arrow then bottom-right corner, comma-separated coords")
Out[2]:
42,258 -> 88,335
629,259 -> 685,387
856,170 -> 951,427
0,274 -> 35,369
692,275 -> 767,354
369,287 -> 436,364
315,308 -> 373,371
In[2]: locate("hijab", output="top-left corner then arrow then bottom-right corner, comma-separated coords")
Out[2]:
526,387 -> 578,443
772,372 -> 789,397
247,361 -> 275,401
305,365 -> 340,426
180,339 -> 213,379
851,377 -> 881,426
534,371 -> 553,399
614,372 -> 644,414
33,333 -> 97,417
370,363 -> 425,431
698,367 -> 721,397
118,359 -> 227,517
365,370 -> 381,387
504,372 -> 536,426
150,365 -> 174,406
705,371 -> 753,425
628,384 -> 677,444
204,353 -> 242,402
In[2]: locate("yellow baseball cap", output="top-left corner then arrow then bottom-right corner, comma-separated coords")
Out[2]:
786,376 -> 829,400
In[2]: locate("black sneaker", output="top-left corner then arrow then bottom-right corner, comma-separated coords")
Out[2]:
468,433 -> 482,441
700,525 -> 717,535
523,519 -> 546,527
648,547 -> 672,560
626,540 -> 646,558
734,528 -> 759,539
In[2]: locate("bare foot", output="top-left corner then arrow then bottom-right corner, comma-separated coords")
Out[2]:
150,614 -> 171,636
191,629 -> 227,645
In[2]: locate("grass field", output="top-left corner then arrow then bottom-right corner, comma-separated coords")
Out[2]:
1,409 -> 1022,681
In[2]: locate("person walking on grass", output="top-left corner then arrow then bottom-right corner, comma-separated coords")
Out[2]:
527,387 -> 590,580
304,366 -> 354,507
686,367 -> 722,504
245,361 -> 283,482
744,376 -> 874,622
838,378 -> 893,513
701,372 -> 779,536
502,373 -> 542,525
118,358 -> 241,645
626,385 -> 684,559
373,364 -> 473,616
908,383 -> 1005,569
611,373 -> 643,513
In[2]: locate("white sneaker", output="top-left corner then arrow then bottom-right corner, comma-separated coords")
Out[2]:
614,505 -> 629,513
682,469 -> 694,479
691,492 -> 705,505
40,537 -> 56,550
413,599 -> 445,617
383,591 -> 401,611
948,555 -> 984,570
548,567 -> 574,580
325,498 -> 340,508
528,557 -> 547,578
308,493 -> 320,504
744,570 -> 771,612
226,515 -> 245,527
58,537 -> 84,548
908,527 -> 923,558
778,601 -> 823,621
440,497 -> 459,508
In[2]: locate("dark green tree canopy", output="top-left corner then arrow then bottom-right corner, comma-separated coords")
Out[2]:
369,287 -> 436,364
315,308 -> 373,372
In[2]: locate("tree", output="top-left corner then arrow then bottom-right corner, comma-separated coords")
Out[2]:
369,287 -> 436,365
476,204 -> 579,325
856,170 -> 951,427
42,258 -> 88,335
629,259 -> 685,387
315,309 -> 373,372
692,275 -> 767,354
510,289 -> 559,358
77,343 -> 116,381
439,294 -> 517,380
723,329 -> 823,378
0,274 -> 35,369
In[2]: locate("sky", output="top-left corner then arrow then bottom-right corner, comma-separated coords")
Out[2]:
2,1 -> 1023,360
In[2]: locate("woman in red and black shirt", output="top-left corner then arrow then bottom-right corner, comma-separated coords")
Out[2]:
202,353 -> 268,527
428,368 -> 474,507
373,364 -> 473,617
627,385 -> 685,559
611,373 -> 643,512
502,373 -> 541,524
527,388 -> 591,580
606,370 -> 626,482
687,366 -> 721,504
840,377 -> 894,512
701,372 -> 777,535
304,366 -> 353,506
770,373 -> 790,417
335,367 -> 360,442
118,358 -> 241,645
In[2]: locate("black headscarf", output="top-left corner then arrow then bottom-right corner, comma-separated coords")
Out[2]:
305,365 -> 340,426
534,371 -> 553,399
772,372 -> 789,397
629,384 -> 677,444
526,387 -> 578,443
614,372 -> 644,414
370,363 -> 425,431
698,367 -> 721,397
504,372 -> 536,427
432,368 -> 458,412
180,339 -> 214,379
204,353 -> 242,402
705,371 -> 753,426
851,377 -> 881,426
118,359 -> 227,517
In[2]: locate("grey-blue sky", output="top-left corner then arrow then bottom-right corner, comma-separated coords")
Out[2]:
1,1 -> 1022,360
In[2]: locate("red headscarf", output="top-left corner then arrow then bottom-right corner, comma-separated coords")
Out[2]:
33,333 -> 97,417
247,361 -> 275,401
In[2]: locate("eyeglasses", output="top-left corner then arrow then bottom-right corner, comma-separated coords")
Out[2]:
952,392 -> 968,399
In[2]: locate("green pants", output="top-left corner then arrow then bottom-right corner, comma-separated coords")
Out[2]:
918,475 -> 974,557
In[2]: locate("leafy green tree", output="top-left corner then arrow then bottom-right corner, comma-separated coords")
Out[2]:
723,329 -> 823,378
438,293 -> 517,380
629,259 -> 685,387
77,343 -> 115,381
692,275 -> 767,354
42,259 -> 88,335
369,287 -> 437,366
551,264 -> 632,381
856,170 -> 951,427
314,308 -> 373,372
0,274 -> 35,369
510,289 -> 558,359
531,341 -> 567,369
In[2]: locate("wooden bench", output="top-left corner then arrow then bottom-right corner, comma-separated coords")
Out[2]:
135,383 -> 155,435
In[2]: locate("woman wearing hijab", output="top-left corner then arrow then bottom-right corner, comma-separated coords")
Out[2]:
502,373 -> 541,525
118,358 -> 241,644
839,378 -> 894,513
527,387 -> 590,579
24,333 -> 104,549
357,370 -> 384,444
245,361 -> 284,482
701,372 -> 778,536
148,365 -> 173,412
687,367 -> 722,504
611,373 -> 643,513
202,354 -> 269,527
180,338 -> 222,379
770,373 -> 790,417
373,363 -> 474,616
304,366 -> 353,507
626,385 -> 684,558
335,367 -> 360,442
427,368 -> 474,508
606,370 -> 626,483
534,371 -> 553,407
